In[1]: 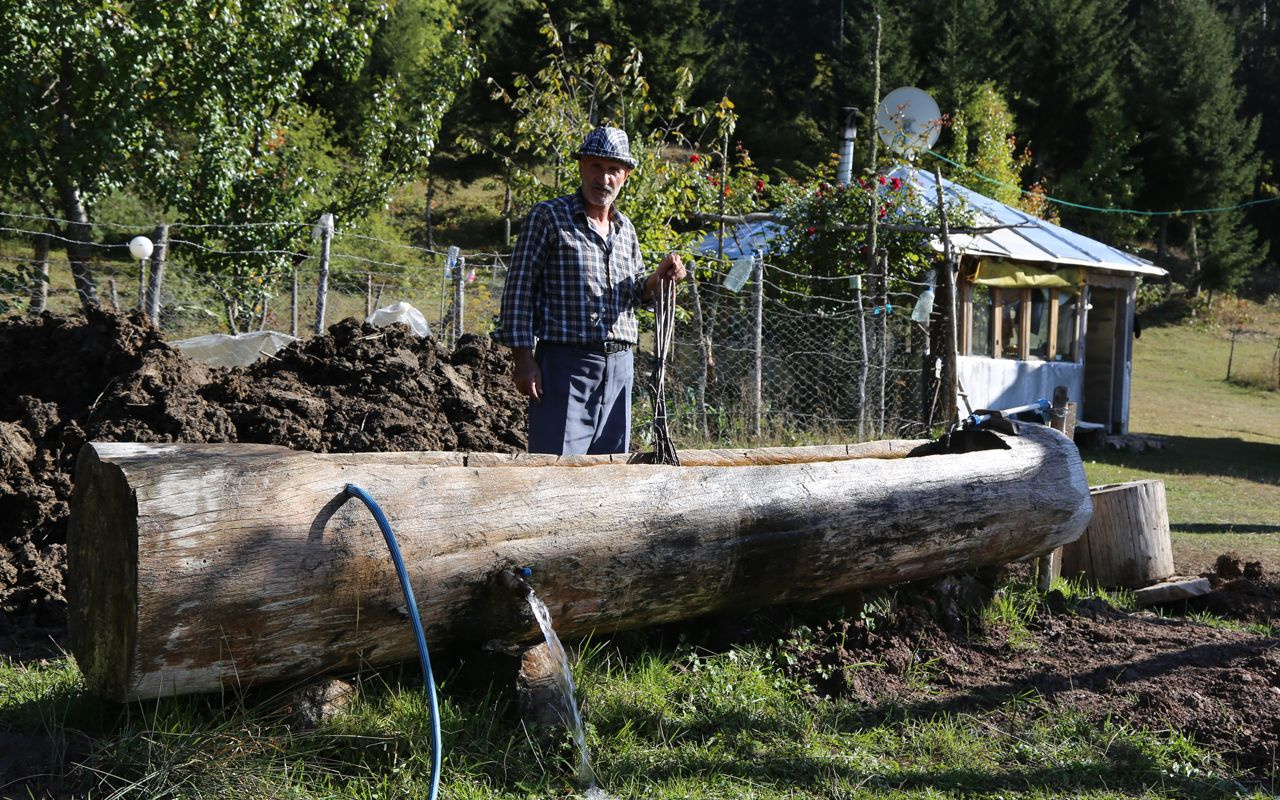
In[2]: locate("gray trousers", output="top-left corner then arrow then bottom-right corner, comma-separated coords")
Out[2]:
528,344 -> 633,455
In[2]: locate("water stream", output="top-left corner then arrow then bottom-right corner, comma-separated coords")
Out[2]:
525,589 -> 601,794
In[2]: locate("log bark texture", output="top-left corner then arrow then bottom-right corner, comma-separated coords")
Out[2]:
1061,479 -> 1173,589
69,425 -> 1092,701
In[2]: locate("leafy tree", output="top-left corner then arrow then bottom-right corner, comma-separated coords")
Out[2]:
941,83 -> 1032,210
0,0 -> 473,326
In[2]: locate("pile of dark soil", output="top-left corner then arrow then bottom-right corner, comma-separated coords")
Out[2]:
0,309 -> 526,637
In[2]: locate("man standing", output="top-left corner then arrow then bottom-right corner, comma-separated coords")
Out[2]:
497,126 -> 686,455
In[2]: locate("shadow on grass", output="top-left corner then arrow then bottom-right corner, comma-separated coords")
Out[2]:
1172,523 -> 1280,534
595,702 -> 1242,799
1085,434 -> 1280,484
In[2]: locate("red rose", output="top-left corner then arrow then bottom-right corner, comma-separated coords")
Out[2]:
890,177 -> 902,191
690,154 -> 700,163
877,175 -> 886,185
755,179 -> 765,193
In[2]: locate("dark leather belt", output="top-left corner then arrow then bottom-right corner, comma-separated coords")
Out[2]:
543,340 -> 632,355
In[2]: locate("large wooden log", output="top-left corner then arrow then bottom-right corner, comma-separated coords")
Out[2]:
68,425 -> 1092,701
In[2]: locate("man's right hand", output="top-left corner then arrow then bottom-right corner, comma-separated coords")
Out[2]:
512,348 -> 542,403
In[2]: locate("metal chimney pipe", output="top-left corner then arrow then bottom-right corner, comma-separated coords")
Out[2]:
836,107 -> 861,186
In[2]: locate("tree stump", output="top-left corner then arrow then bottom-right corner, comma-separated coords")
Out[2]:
1062,479 -> 1174,588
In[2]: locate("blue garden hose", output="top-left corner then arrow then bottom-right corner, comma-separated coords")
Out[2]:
344,483 -> 442,800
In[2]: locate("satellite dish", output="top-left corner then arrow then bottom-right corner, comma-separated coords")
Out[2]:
876,87 -> 941,157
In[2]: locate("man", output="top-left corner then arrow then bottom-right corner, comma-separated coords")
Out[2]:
497,126 -> 686,455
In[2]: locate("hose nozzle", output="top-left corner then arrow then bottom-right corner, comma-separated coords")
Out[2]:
498,568 -> 533,599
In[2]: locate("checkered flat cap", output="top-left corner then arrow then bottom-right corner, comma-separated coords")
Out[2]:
573,126 -> 637,168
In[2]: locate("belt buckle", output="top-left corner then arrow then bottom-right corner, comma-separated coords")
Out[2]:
603,340 -> 627,354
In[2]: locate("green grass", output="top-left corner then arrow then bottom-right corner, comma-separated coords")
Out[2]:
1080,301 -> 1280,574
5,641 -> 1267,799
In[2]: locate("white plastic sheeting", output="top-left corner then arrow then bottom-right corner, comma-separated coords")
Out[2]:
956,355 -> 1083,416
172,331 -> 298,368
367,301 -> 432,338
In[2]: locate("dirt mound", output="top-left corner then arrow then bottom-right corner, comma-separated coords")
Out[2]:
0,309 -> 525,637
771,576 -> 1280,778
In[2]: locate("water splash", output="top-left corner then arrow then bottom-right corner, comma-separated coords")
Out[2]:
525,589 -> 599,792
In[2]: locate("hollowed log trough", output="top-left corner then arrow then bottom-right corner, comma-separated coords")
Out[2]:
68,424 -> 1092,701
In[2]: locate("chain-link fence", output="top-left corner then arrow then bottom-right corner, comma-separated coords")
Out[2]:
638,253 -> 939,448
0,210 -> 965,445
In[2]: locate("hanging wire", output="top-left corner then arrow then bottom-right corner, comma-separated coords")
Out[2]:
924,149 -> 1280,217
648,276 -> 680,465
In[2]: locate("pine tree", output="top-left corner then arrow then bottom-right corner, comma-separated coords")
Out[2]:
1130,0 -> 1265,291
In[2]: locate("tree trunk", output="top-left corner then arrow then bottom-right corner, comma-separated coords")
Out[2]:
59,184 -> 98,311
145,223 -> 169,324
68,424 -> 1091,701
1061,479 -> 1173,589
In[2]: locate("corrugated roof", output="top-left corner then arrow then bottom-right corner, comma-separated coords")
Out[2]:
896,166 -> 1167,278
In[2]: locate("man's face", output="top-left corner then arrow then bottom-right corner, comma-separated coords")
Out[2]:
578,156 -> 631,210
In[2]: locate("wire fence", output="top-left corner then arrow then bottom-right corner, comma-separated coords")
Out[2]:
6,211 -> 1272,445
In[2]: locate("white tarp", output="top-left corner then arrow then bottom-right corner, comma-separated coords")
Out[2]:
172,330 -> 297,368
367,301 -> 432,338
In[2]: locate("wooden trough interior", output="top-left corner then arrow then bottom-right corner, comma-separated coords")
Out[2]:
68,424 -> 1093,701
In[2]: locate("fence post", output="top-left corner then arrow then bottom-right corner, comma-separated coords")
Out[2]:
137,252 -> 147,312
28,231 -> 50,315
878,251 -> 889,437
689,273 -> 710,438
313,213 -> 334,336
146,223 -> 168,324
365,272 -> 373,320
290,269 -> 299,338
752,255 -> 764,440
854,274 -> 868,440
1226,327 -> 1239,381
453,256 -> 466,343
933,168 -> 959,424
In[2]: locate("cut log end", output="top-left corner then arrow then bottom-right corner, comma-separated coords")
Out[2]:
68,444 -> 140,699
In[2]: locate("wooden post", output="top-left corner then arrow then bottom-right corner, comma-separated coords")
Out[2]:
290,269 -> 299,338
1061,479 -> 1173,589
752,255 -> 764,439
855,274 -> 868,440
1036,385 -> 1076,590
878,251 -> 889,437
146,224 -> 169,325
28,231 -> 50,315
453,257 -> 466,343
689,271 -> 710,439
365,272 -> 373,320
933,168 -> 959,424
135,256 -> 145,308
313,213 -> 334,336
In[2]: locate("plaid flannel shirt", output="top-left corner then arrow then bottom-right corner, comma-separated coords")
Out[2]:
497,191 -> 647,350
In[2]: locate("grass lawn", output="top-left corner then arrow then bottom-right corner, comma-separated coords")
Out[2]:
1080,302 -> 1280,574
